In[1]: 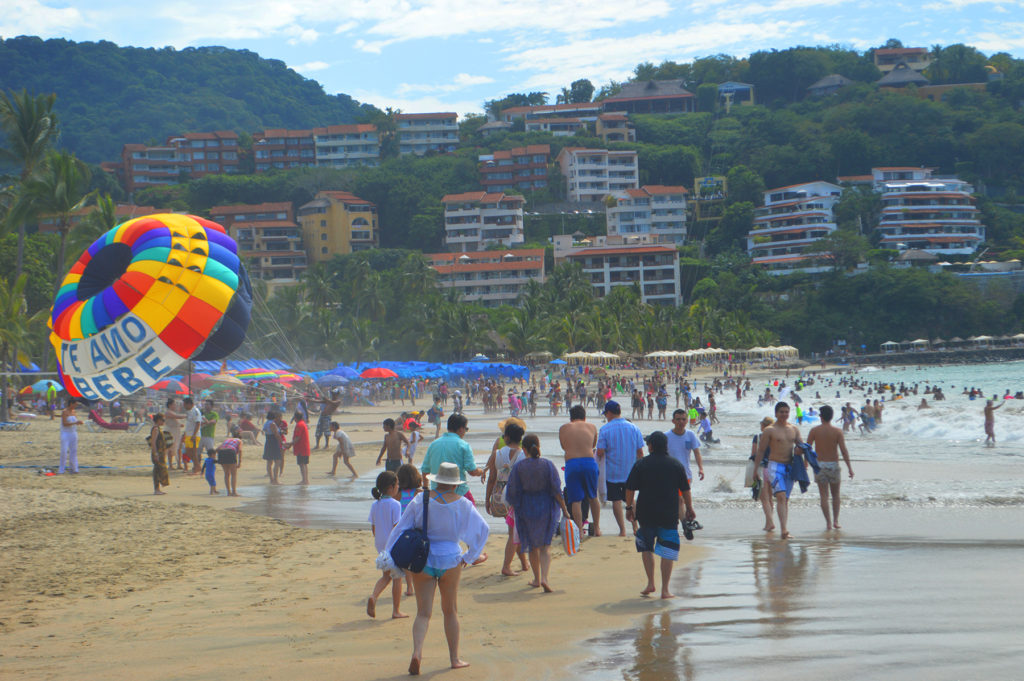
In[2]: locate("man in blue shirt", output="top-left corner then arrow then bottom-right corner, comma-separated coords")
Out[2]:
666,408 -> 703,524
420,413 -> 483,501
596,400 -> 644,536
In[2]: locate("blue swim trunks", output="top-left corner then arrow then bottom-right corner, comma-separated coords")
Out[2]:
564,457 -> 599,503
767,461 -> 794,498
635,526 -> 680,561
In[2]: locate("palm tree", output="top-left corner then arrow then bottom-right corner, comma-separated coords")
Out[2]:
0,90 -> 59,277
65,192 -> 117,264
24,150 -> 93,294
0,274 -> 48,421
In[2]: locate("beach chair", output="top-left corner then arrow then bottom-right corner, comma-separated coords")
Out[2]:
85,410 -> 147,433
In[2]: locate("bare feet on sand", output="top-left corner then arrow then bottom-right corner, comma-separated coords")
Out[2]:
451,659 -> 470,670
154,491 -> 166,495
470,553 -> 488,566
528,580 -> 540,588
641,586 -> 656,597
366,597 -> 375,618
833,523 -> 841,529
781,532 -> 793,539
392,611 -> 408,619
661,592 -> 676,600
763,524 -> 775,531
408,657 -> 420,675
541,582 -> 553,593
501,569 -> 520,576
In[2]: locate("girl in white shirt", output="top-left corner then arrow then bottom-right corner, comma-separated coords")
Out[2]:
367,471 -> 405,620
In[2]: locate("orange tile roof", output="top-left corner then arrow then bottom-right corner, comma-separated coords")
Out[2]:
319,191 -> 374,205
767,181 -> 839,193
256,129 -> 313,138
427,248 -> 544,262
442,191 -> 524,204
182,130 -> 238,140
837,175 -> 873,182
642,185 -> 688,195
527,117 -> 583,124
753,255 -> 823,264
599,113 -> 629,121
312,123 -> 377,135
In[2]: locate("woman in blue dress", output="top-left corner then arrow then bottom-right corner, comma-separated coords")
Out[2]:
505,434 -> 572,592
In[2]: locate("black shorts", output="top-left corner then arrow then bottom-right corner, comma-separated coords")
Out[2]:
295,455 -> 309,466
606,481 -> 627,502
216,449 -> 237,465
385,459 -> 402,472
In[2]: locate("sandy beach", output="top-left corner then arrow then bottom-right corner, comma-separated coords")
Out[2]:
0,398 -> 703,681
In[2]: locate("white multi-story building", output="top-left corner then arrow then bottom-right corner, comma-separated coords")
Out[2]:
607,185 -> 689,245
871,167 -> 984,255
395,112 -> 459,155
313,124 -> 380,167
556,147 -> 639,203
747,181 -> 842,275
553,235 -> 681,305
441,191 -> 525,252
426,248 -> 545,308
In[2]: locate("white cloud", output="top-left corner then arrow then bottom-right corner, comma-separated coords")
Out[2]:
293,60 -> 330,72
397,73 -> 496,96
709,0 -> 847,22
349,89 -> 484,118
504,20 -> 805,94
971,24 -> 1024,51
333,21 -> 357,34
0,0 -> 85,37
285,26 -> 319,45
922,0 -> 1022,8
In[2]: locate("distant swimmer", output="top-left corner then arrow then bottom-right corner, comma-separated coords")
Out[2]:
918,398 -> 930,410
806,405 -> 853,531
984,400 -> 1003,447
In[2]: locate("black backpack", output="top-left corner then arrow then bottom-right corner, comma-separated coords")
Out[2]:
390,490 -> 430,573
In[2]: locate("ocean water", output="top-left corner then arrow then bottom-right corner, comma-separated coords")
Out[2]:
235,361 -> 1024,678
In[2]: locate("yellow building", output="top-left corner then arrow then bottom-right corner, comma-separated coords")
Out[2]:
298,191 -> 379,262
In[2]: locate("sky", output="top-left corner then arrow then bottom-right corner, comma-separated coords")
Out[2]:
3,0 -> 1024,117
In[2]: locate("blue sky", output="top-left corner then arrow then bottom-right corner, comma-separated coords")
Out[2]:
4,0 -> 1024,117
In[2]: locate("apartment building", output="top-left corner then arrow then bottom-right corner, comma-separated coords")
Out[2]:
120,130 -> 239,193
499,102 -> 601,123
253,129 -> 316,172
553,234 -> 681,305
209,202 -> 306,288
556,147 -> 639,203
747,181 -> 842,275
297,190 -> 379,262
524,118 -> 587,136
395,112 -> 459,155
312,124 -> 381,168
425,248 -> 545,307
478,145 -> 550,193
441,191 -> 525,252
606,185 -> 688,245
871,167 -> 984,255
595,113 -> 636,143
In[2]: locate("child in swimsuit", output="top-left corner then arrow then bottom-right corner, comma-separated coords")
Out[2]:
202,450 -> 218,494
367,471 -> 406,619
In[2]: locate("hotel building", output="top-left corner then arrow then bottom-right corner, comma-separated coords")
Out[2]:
209,202 -> 307,288
553,234 -> 681,305
606,185 -> 689,245
425,248 -> 545,307
441,191 -> 525,252
556,147 -> 639,203
253,129 -> 316,172
396,112 -> 459,156
478,145 -> 550,193
312,124 -> 381,168
297,190 -> 380,262
747,181 -> 842,275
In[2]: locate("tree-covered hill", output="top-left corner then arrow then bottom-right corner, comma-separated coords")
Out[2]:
0,36 -> 377,163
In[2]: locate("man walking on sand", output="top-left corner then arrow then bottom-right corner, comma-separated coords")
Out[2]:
753,402 -> 804,539
597,400 -> 645,537
625,431 -> 695,599
560,405 -> 601,536
666,409 -> 703,523
806,405 -> 854,530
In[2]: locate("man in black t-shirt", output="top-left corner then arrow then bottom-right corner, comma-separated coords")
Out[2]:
625,431 -> 695,600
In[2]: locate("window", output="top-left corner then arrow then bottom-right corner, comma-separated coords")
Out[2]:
320,233 -> 327,241
320,220 -> 326,227
321,247 -> 328,254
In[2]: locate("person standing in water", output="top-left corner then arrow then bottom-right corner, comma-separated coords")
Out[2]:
806,405 -> 854,530
984,400 -> 1003,447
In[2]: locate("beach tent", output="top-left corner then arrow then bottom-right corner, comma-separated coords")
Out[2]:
880,341 -> 899,353
549,359 -> 567,365
911,339 -> 930,351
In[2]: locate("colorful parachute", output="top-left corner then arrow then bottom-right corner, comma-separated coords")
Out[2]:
49,213 -> 252,400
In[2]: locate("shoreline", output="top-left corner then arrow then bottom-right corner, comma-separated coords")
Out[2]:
0,416 -> 704,681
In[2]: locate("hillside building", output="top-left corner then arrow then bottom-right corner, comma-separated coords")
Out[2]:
297,191 -> 380,262
425,248 -> 545,307
556,147 -> 639,203
601,79 -> 695,114
312,124 -> 380,168
120,130 -> 239,193
871,167 -> 983,255
595,113 -> 636,143
210,202 -> 306,289
873,47 -> 932,73
441,191 -> 525,252
499,102 -> 601,123
395,112 -> 459,155
478,145 -> 550,193
606,185 -> 688,245
524,117 -> 587,136
253,129 -> 316,172
747,181 -> 842,275
553,234 -> 681,305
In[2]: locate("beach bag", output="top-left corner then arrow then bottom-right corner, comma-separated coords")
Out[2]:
390,490 -> 430,573
488,447 -> 518,518
146,428 -> 174,450
561,517 -> 580,556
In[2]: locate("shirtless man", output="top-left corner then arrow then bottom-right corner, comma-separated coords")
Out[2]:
753,402 -> 804,539
984,400 -> 1003,446
806,405 -> 854,530
375,418 -> 409,472
312,390 -> 342,450
560,405 -> 601,536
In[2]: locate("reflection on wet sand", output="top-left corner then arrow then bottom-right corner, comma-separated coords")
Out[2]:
625,611 -> 694,681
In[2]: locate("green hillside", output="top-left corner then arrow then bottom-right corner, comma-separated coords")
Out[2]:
0,36 -> 377,163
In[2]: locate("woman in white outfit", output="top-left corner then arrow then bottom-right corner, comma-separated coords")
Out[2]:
386,462 -> 489,675
59,399 -> 82,474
